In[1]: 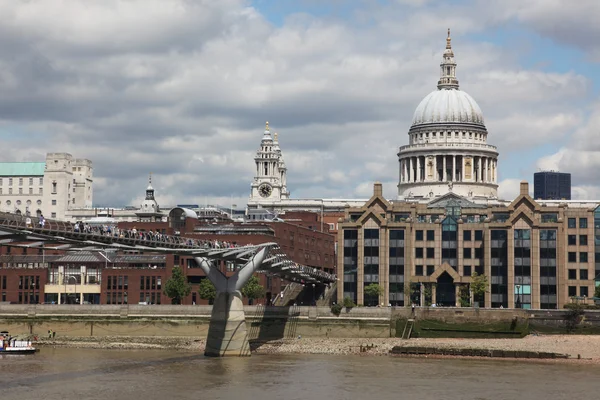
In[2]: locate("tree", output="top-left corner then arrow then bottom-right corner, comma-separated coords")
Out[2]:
404,281 -> 420,306
595,284 -> 600,299
198,278 -> 216,305
163,266 -> 192,304
470,272 -> 489,307
241,275 -> 265,305
364,283 -> 383,306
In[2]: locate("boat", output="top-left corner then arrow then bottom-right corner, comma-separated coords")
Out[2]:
0,333 -> 37,354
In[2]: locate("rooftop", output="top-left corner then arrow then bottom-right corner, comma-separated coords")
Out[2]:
0,162 -> 45,177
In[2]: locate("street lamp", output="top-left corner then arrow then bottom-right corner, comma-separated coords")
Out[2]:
515,284 -> 521,309
312,283 -> 316,306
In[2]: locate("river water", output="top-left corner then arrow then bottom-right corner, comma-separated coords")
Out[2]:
1,347 -> 598,399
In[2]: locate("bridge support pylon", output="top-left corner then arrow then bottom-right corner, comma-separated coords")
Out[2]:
195,247 -> 267,357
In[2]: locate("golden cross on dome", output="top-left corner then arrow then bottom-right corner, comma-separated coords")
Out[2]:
274,132 -> 278,141
446,28 -> 452,49
265,121 -> 270,131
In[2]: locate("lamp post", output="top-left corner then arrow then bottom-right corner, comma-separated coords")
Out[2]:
515,284 -> 521,309
312,283 -> 316,306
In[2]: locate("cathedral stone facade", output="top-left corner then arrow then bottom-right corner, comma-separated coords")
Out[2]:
398,30 -> 499,200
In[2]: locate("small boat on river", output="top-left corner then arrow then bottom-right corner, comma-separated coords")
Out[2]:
0,332 -> 37,354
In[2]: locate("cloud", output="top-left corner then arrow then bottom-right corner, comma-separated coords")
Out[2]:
0,0 -> 595,208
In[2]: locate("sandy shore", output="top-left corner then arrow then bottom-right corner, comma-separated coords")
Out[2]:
35,335 -> 600,363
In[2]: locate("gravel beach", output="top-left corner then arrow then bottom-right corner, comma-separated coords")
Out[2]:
36,335 -> 600,363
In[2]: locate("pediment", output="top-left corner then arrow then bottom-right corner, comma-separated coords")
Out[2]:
427,192 -> 484,209
429,262 -> 460,281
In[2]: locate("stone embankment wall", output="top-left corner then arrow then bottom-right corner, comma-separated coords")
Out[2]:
1,305 -> 599,339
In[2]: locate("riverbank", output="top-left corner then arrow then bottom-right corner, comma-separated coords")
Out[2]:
34,334 -> 600,363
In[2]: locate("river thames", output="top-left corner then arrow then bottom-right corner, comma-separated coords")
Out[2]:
1,347 -> 598,400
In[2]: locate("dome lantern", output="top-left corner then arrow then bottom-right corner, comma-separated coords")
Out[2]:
437,28 -> 459,90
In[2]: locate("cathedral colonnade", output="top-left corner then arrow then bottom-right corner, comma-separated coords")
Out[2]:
399,154 -> 498,184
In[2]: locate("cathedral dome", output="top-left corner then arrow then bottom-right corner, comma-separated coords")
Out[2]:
411,89 -> 484,126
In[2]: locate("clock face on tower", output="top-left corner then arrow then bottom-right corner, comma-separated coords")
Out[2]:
259,183 -> 273,198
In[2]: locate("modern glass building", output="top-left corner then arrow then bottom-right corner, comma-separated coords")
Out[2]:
533,171 -> 571,200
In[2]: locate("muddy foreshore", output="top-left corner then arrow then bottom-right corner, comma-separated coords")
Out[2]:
34,335 -> 600,364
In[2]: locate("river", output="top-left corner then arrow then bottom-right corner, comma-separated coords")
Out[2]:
1,347 -> 598,399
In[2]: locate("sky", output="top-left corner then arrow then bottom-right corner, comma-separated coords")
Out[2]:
0,0 -> 599,208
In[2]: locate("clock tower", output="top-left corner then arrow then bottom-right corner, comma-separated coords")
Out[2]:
249,121 -> 290,205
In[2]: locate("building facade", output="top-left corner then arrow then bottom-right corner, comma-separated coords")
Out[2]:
0,153 -> 93,220
338,181 -> 599,309
534,171 -> 571,200
398,30 -> 499,200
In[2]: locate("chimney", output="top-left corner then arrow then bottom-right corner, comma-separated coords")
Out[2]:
520,181 -> 529,196
373,182 -> 383,197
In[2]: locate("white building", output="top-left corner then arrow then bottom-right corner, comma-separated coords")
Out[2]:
398,30 -> 499,200
247,123 -> 366,214
0,153 -> 93,220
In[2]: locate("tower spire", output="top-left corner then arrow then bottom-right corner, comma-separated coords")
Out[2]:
437,28 -> 459,90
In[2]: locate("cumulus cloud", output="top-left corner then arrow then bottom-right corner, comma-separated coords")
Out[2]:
0,0 -> 595,207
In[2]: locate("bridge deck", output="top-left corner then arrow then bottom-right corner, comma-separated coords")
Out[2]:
0,212 -> 336,284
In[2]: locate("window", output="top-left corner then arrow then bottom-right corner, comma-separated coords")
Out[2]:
18,188 -> 22,194
464,265 -> 472,276
51,212 -> 56,218
52,182 -> 57,193
580,286 -> 589,297
474,248 -> 483,259
463,248 -> 472,259
8,188 -> 12,194
426,230 -> 435,241
580,252 -> 588,263
415,265 -> 423,276
39,188 -> 43,195
580,269 -> 588,280
52,200 -> 57,206
29,177 -> 33,185
39,177 -> 43,185
8,178 -> 12,186
580,218 -> 588,229
463,230 -> 471,241
568,269 -> 577,280
18,178 -> 23,186
568,235 -> 577,245
426,265 -> 434,276
426,248 -> 434,258
415,230 -> 423,241
29,188 -> 33,194
568,218 -> 576,228
474,230 -> 483,241
568,252 -> 577,263
415,248 -> 423,258
568,286 -> 577,297
580,235 -> 588,246
0,178 -> 2,185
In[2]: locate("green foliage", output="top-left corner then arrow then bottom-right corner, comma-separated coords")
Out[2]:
470,272 -> 489,305
330,303 -> 343,316
595,284 -> 600,298
459,285 -> 471,307
198,278 -> 216,304
565,303 -> 585,333
241,275 -> 265,301
343,296 -> 356,309
163,266 -> 192,305
364,283 -> 383,306
404,282 -> 420,305
422,283 -> 435,306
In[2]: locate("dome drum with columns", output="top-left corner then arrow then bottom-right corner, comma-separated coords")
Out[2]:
398,29 -> 499,200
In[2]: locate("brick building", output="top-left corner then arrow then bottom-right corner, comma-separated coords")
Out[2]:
338,182 -> 600,309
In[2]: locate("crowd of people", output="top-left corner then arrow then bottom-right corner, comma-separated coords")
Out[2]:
71,221 -> 240,249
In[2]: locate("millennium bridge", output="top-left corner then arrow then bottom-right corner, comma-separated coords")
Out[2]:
0,212 -> 336,357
